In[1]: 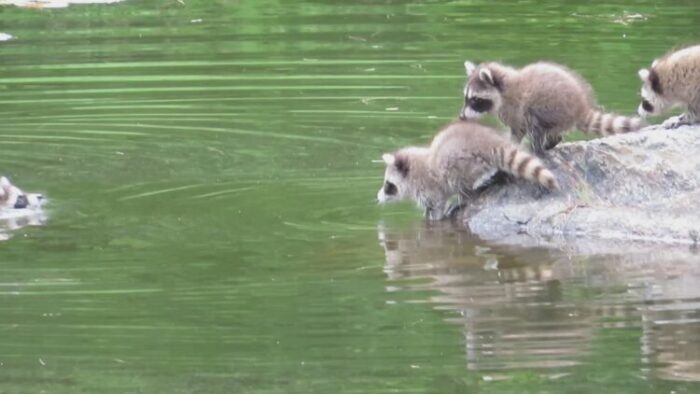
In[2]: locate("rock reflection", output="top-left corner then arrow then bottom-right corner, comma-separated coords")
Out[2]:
378,222 -> 700,381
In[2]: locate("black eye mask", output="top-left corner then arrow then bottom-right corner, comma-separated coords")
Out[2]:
641,99 -> 654,112
384,181 -> 397,196
468,97 -> 493,113
13,195 -> 28,209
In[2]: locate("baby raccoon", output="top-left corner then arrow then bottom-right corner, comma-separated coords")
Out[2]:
460,61 -> 645,154
0,176 -> 44,210
376,121 -> 557,220
637,44 -> 700,128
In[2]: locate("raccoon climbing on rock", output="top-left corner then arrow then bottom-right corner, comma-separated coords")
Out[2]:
376,121 -> 557,221
460,60 -> 645,155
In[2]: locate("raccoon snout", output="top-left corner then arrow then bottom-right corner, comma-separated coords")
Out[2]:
638,99 -> 654,118
13,195 -> 28,209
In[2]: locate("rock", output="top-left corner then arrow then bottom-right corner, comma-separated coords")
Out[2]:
461,124 -> 700,247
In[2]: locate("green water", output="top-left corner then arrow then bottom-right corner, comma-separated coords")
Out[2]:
1,0 -> 700,392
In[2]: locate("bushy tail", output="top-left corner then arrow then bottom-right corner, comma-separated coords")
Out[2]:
578,109 -> 646,136
493,146 -> 558,190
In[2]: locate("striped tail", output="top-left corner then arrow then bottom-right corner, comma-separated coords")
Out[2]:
494,146 -> 558,190
578,110 -> 646,136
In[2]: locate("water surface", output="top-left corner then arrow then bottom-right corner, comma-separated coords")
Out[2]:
1,0 -> 700,392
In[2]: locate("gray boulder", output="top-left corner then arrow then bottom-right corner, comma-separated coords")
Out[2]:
461,124 -> 700,247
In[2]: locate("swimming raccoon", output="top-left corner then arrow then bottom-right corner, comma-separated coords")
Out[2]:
376,121 -> 557,220
460,61 -> 645,155
637,44 -> 700,128
0,176 -> 44,210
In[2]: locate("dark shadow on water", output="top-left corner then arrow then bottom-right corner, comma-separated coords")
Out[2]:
377,221 -> 700,382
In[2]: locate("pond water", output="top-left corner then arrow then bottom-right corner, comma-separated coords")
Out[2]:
1,0 -> 700,392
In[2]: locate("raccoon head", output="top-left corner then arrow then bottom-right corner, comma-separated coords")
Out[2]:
0,177 -> 44,210
460,61 -> 503,120
377,152 -> 412,204
637,66 -> 668,117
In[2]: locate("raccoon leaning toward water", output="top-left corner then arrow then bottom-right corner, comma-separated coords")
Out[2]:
376,121 -> 558,221
459,60 -> 646,155
637,44 -> 700,129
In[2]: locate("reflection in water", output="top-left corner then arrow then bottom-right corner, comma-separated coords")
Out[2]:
0,0 -> 126,9
378,222 -> 700,381
0,211 -> 46,241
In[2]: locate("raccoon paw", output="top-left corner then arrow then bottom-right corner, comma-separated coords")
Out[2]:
662,114 -> 690,129
445,202 -> 466,219
424,207 -> 446,221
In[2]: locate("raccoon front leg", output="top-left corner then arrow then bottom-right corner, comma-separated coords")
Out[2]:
689,109 -> 700,125
424,208 -> 445,221
544,134 -> 563,150
424,202 -> 447,221
445,201 -> 466,219
445,192 -> 474,219
662,104 -> 700,128
530,129 -> 552,156
662,113 -> 693,129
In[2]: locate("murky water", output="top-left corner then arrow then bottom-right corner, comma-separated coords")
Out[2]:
1,0 -> 699,392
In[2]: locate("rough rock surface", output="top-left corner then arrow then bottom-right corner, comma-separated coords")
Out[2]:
461,124 -> 700,246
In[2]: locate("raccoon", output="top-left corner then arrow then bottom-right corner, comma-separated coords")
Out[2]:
0,176 -> 44,210
637,44 -> 700,128
460,61 -> 645,155
376,121 -> 557,220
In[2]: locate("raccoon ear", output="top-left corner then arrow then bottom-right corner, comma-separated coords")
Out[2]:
394,156 -> 410,177
651,59 -> 659,68
638,68 -> 650,82
464,61 -> 476,76
479,68 -> 495,86
382,153 -> 395,166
